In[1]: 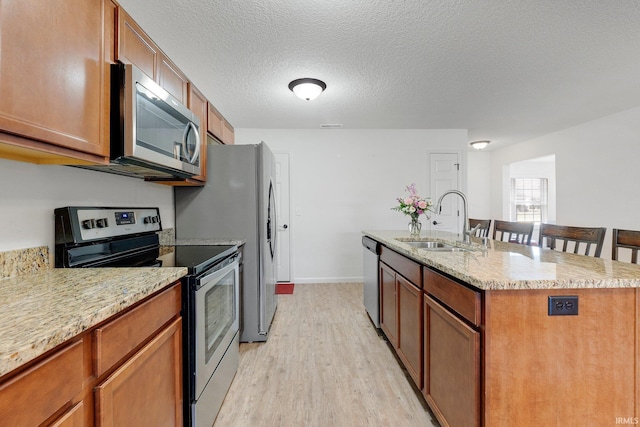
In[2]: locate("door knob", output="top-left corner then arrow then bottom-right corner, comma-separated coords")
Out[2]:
433,220 -> 441,225
282,224 -> 288,229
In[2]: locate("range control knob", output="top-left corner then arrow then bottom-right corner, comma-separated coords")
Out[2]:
144,216 -> 151,224
82,219 -> 95,229
96,218 -> 108,228
151,216 -> 159,224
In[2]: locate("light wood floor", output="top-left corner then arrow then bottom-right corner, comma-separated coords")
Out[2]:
213,283 -> 440,427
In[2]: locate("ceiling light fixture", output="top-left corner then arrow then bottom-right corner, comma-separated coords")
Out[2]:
288,78 -> 326,101
470,140 -> 491,150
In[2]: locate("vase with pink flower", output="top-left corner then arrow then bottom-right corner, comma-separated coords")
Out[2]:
392,183 -> 433,237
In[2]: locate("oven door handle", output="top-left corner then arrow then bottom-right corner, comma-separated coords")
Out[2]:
195,255 -> 239,291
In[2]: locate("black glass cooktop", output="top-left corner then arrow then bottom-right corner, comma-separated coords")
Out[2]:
158,245 -> 237,275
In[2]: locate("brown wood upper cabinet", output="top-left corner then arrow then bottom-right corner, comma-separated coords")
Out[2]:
208,103 -> 225,141
188,84 -> 208,182
222,119 -> 235,145
116,7 -> 189,104
0,0 -> 112,165
208,103 -> 235,145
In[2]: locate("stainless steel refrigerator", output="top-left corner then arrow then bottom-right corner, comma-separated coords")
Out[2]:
175,142 -> 278,342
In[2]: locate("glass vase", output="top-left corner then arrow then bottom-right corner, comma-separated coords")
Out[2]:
408,217 -> 422,237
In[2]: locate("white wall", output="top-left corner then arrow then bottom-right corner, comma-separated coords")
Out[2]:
0,158 -> 174,256
466,150 -> 491,219
236,129 -> 467,283
489,105 -> 640,259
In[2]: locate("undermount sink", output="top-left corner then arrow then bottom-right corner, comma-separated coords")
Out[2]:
406,241 -> 448,249
402,240 -> 468,252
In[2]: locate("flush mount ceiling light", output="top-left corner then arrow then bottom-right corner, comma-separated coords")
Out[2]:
288,78 -> 326,101
470,140 -> 491,150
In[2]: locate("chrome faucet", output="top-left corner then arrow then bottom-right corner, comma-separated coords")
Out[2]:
434,190 -> 477,244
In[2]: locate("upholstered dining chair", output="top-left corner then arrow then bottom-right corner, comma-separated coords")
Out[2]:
492,220 -> 534,245
538,223 -> 606,257
612,228 -> 640,263
469,219 -> 491,238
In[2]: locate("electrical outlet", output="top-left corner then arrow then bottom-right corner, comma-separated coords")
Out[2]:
548,296 -> 579,316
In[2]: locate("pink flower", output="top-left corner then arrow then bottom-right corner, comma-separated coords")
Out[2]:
404,197 -> 413,205
418,200 -> 428,209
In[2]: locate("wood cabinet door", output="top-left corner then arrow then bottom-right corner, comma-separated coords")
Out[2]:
117,8 -> 158,79
379,262 -> 398,348
95,318 -> 182,427
50,401 -> 84,427
188,84 -> 208,182
158,53 -> 189,104
424,295 -> 480,427
207,103 -> 224,141
396,276 -> 423,388
0,0 -> 109,157
222,119 -> 235,145
0,340 -> 83,426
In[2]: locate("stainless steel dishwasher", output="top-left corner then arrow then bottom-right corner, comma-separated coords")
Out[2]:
362,236 -> 381,328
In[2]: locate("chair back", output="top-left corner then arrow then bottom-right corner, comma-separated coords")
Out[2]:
612,229 -> 640,263
469,219 -> 491,238
493,220 -> 534,245
539,223 -> 606,257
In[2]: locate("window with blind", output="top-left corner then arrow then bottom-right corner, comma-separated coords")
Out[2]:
510,178 -> 548,223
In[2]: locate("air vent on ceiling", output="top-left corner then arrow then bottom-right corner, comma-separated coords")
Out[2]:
320,124 -> 343,129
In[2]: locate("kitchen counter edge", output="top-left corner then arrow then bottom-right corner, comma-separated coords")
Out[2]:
0,266 -> 188,378
363,230 -> 640,291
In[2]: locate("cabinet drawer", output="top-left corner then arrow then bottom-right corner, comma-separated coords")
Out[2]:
0,340 -> 83,426
380,246 -> 421,287
423,268 -> 481,326
93,283 -> 181,377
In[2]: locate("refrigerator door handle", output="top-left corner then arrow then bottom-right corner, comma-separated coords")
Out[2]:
269,181 -> 278,260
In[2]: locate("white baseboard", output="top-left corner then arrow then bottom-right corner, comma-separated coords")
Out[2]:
292,276 -> 364,284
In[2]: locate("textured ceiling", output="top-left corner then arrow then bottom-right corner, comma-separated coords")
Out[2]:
117,0 -> 640,148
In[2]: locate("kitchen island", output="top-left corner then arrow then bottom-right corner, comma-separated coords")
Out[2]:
364,230 -> 639,427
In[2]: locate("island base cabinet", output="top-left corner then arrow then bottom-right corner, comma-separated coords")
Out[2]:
95,318 -> 182,427
424,294 -> 480,427
483,288 -> 636,426
397,275 -> 423,388
380,262 -> 398,348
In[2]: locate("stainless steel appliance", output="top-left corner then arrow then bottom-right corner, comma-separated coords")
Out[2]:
362,236 -> 381,328
76,63 -> 201,180
175,142 -> 278,342
54,206 -> 240,427
159,245 -> 240,427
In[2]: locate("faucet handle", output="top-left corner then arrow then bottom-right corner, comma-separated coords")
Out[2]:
466,223 -> 481,236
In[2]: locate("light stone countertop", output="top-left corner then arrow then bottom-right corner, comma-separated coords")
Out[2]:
364,230 -> 640,291
0,267 -> 187,378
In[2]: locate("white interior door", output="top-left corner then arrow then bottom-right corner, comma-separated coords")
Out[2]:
430,153 -> 460,234
274,152 -> 291,282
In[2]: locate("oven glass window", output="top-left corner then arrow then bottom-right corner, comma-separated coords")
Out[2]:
204,268 -> 236,363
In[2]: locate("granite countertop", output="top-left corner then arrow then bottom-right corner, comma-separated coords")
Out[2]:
364,230 -> 640,291
0,266 -> 187,378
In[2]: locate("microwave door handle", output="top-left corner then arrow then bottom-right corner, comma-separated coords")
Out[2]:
182,122 -> 200,164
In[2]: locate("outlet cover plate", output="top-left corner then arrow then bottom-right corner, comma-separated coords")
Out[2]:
548,296 -> 579,316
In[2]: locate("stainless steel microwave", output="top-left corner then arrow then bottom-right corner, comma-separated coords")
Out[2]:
78,63 -> 201,180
